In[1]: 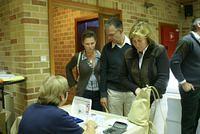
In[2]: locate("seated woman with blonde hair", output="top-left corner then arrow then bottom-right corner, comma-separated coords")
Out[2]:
18,75 -> 96,134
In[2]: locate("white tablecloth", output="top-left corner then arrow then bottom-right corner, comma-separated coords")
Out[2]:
11,105 -> 146,134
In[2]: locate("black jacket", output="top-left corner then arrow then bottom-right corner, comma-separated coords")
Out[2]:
120,42 -> 169,97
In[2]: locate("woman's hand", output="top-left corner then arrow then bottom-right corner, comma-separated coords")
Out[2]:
84,120 -> 97,134
86,120 -> 97,128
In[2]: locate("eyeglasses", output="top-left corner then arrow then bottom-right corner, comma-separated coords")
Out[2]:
106,30 -> 119,37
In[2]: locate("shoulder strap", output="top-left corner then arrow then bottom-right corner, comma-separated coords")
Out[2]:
76,52 -> 82,80
96,50 -> 101,56
76,52 -> 81,70
95,50 -> 101,60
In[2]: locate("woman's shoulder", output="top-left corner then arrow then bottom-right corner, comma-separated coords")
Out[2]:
125,47 -> 133,55
150,43 -> 166,57
125,47 -> 137,58
42,106 -> 71,122
150,42 -> 164,49
30,104 -> 69,116
155,44 -> 165,51
51,106 -> 69,115
69,51 -> 84,63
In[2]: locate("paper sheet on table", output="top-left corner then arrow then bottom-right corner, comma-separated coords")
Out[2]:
78,114 -> 106,134
0,74 -> 24,82
88,113 -> 106,126
71,96 -> 92,119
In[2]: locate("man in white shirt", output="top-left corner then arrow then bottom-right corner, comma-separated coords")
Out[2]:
100,17 -> 134,116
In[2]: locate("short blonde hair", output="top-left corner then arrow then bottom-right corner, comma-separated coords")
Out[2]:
37,75 -> 69,106
129,21 -> 154,43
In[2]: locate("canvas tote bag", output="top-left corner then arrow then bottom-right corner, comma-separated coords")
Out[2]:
127,86 -> 159,134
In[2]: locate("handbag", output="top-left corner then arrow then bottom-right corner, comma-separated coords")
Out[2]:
127,86 -> 159,134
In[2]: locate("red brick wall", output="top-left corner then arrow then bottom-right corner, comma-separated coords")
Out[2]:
52,7 -> 97,76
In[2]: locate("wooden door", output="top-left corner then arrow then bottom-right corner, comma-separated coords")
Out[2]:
75,14 -> 121,53
75,15 -> 100,52
98,13 -> 121,51
160,23 -> 179,58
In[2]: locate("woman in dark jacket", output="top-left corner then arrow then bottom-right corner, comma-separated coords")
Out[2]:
66,30 -> 102,111
120,21 -> 169,102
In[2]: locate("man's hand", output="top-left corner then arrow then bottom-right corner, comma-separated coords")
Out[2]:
181,81 -> 194,92
100,97 -> 108,109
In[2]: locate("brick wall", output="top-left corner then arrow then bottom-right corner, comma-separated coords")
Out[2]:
69,0 -> 181,41
52,0 -> 183,78
181,0 -> 200,35
69,0 -> 199,39
121,0 -> 182,41
0,0 -> 200,115
0,0 -> 49,115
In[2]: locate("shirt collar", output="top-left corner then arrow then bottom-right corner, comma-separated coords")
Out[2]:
138,45 -> 148,55
82,50 -> 101,60
191,31 -> 200,42
112,35 -> 131,48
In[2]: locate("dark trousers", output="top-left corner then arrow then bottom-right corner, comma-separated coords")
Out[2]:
82,90 -> 102,111
180,87 -> 200,134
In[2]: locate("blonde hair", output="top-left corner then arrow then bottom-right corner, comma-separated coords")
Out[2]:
129,21 -> 154,44
37,75 -> 69,106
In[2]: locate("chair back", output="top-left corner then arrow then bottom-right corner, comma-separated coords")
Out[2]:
0,111 -> 6,134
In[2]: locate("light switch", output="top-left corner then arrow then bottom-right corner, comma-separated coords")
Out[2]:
40,56 -> 47,62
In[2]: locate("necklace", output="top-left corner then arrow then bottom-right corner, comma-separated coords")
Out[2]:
88,58 -> 95,68
89,59 -> 93,64
86,51 -> 95,68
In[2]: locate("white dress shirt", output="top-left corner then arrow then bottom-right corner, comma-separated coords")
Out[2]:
138,46 -> 148,69
112,35 -> 131,48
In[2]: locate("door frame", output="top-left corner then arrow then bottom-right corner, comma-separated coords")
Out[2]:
75,15 -> 99,52
48,0 -> 122,74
